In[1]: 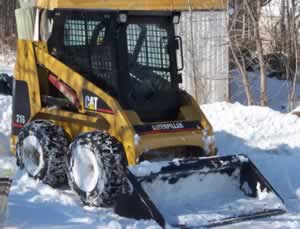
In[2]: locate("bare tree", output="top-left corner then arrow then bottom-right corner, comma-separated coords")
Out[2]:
288,0 -> 299,110
246,0 -> 268,106
228,0 -> 254,105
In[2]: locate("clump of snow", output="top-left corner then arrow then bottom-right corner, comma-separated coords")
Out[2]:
202,128 -> 216,154
134,134 -> 141,145
172,158 -> 181,166
129,160 -> 170,177
238,155 -> 249,163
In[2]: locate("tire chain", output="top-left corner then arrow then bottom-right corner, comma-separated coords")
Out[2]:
16,120 -> 69,187
67,131 -> 128,207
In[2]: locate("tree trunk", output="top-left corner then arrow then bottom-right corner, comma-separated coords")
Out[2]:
228,34 -> 254,105
289,0 -> 298,110
246,0 -> 268,106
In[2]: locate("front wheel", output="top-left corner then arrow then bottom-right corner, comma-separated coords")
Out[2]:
16,120 -> 69,187
66,131 -> 128,207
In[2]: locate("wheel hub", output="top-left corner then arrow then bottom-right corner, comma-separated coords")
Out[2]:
71,145 -> 100,193
22,136 -> 44,177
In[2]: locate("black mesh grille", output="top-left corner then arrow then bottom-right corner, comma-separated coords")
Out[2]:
127,23 -> 171,82
49,12 -> 117,95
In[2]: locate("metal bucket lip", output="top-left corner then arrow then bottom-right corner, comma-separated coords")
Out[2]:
135,154 -> 248,180
171,208 -> 286,228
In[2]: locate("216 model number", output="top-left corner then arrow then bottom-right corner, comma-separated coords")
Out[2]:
16,114 -> 26,125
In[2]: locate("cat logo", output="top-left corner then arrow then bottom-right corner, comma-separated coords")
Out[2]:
85,96 -> 98,110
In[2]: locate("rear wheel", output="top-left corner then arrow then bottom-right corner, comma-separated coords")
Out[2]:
16,120 -> 69,187
66,131 -> 128,207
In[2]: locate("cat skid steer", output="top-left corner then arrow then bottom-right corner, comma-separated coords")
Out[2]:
4,0 -> 286,227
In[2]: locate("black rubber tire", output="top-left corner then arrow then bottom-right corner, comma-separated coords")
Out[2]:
16,120 -> 69,187
0,73 -> 13,96
66,131 -> 128,207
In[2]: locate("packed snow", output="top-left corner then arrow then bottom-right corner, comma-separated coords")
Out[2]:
1,60 -> 300,228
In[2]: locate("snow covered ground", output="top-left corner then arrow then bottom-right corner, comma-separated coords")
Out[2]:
0,60 -> 300,228
0,98 -> 299,228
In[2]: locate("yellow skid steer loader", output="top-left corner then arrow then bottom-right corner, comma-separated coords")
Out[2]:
0,0 -> 286,227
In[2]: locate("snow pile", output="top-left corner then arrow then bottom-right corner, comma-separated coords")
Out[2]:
202,102 -> 300,153
0,45 -> 15,72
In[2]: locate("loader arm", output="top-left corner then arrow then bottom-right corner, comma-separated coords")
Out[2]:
34,45 -> 141,165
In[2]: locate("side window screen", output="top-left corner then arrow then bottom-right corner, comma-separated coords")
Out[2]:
64,20 -> 86,46
87,21 -> 106,45
64,20 -> 106,46
127,23 -> 171,84
49,12 -> 117,96
127,24 -> 170,70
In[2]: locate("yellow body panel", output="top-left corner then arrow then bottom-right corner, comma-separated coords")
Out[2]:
14,41 -> 42,119
12,36 -> 216,165
37,0 -> 226,11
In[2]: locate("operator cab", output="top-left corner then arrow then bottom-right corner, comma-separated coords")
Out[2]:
48,11 -> 183,122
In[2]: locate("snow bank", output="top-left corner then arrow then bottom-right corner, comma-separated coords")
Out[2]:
202,102 -> 300,228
